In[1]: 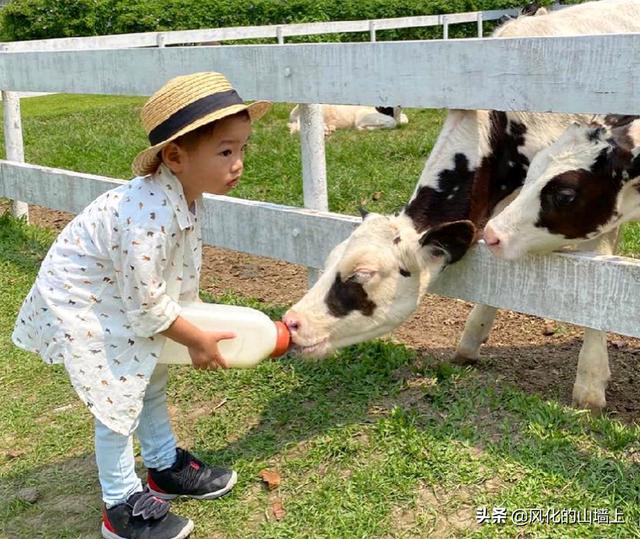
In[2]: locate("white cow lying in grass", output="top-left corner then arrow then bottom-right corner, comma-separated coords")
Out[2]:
282,0 -> 640,413
288,105 -> 408,136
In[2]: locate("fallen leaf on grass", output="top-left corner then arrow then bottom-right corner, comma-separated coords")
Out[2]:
272,499 -> 286,520
259,469 -> 281,490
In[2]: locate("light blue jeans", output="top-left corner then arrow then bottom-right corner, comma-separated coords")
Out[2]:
95,364 -> 177,506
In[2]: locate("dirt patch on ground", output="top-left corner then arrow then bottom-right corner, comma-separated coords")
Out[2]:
0,453 -> 99,538
10,204 -> 640,422
387,481 -> 484,538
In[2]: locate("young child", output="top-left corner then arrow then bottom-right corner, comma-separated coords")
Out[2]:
12,72 -> 270,539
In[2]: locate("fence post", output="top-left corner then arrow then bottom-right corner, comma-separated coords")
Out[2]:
369,21 -> 377,42
477,12 -> 483,37
156,33 -> 166,48
276,26 -> 284,44
2,89 -> 28,220
299,104 -> 328,287
442,15 -> 449,39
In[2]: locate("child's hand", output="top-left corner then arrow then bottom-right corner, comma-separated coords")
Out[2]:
188,331 -> 235,370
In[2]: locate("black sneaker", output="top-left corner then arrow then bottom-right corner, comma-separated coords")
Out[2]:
147,448 -> 237,501
101,488 -> 194,539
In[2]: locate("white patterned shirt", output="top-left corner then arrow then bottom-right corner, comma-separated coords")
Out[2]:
12,164 -> 202,435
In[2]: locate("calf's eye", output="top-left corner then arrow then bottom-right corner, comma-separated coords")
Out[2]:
552,187 -> 577,208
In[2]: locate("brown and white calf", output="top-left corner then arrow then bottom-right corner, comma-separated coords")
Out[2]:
483,117 -> 640,411
283,0 -> 640,412
288,104 -> 408,136
485,117 -> 640,259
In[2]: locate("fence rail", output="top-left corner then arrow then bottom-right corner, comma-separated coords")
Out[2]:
1,34 -> 638,114
0,8 -> 520,52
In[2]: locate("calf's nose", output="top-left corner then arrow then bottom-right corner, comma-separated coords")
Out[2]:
483,224 -> 501,248
283,311 -> 302,333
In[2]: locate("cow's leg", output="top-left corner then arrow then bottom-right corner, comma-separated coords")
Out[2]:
453,304 -> 498,364
572,328 -> 609,413
570,228 -> 619,412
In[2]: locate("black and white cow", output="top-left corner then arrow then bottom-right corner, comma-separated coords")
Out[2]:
485,116 -> 640,259
482,117 -> 640,413
282,0 -> 640,412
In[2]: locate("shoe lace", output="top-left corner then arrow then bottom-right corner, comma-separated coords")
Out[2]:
130,488 -> 170,520
178,451 -> 208,491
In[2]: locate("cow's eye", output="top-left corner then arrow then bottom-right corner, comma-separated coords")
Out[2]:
551,187 -> 577,208
350,270 -> 376,284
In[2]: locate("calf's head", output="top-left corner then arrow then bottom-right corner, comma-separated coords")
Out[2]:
485,121 -> 640,260
283,213 -> 475,357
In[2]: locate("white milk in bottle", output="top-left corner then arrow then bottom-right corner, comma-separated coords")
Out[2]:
159,303 -> 290,368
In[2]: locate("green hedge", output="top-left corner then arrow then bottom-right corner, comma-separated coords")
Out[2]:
0,0 -> 563,42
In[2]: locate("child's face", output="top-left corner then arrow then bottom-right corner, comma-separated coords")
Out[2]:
174,115 -> 252,198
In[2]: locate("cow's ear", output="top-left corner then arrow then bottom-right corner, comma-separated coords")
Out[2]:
419,220 -> 476,264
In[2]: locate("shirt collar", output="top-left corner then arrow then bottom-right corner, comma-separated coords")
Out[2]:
153,164 -> 195,230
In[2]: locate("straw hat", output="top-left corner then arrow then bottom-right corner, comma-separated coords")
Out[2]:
132,72 -> 271,176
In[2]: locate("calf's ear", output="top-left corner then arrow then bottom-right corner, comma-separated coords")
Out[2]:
419,220 -> 476,264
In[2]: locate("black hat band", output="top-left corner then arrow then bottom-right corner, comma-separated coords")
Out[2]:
148,89 -> 244,146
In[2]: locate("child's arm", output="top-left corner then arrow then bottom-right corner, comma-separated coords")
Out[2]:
112,222 -> 232,368
161,316 -> 234,369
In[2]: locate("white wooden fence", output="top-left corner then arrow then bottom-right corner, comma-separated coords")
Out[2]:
0,7 -> 523,231
0,8 -> 520,52
1,33 -> 640,339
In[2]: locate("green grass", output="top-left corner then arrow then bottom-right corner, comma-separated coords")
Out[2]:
1,214 -> 639,538
4,94 -> 441,215
619,222 -> 640,257
1,95 -> 640,538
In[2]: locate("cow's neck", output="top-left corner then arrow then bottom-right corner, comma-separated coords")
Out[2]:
403,110 -> 483,232
403,109 -> 582,232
